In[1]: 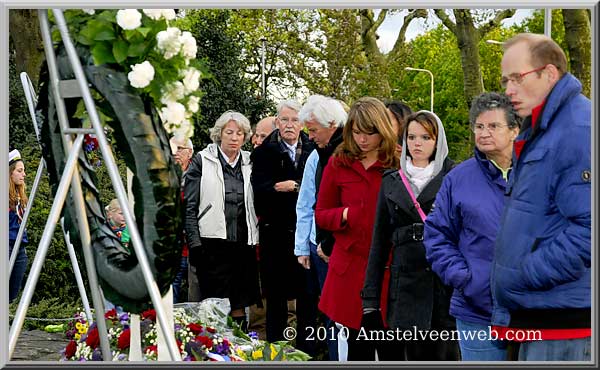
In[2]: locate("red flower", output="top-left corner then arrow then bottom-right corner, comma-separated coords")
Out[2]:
196,335 -> 213,349
145,344 -> 158,355
85,327 -> 100,349
104,308 -> 117,320
141,309 -> 156,322
206,326 -> 216,334
176,339 -> 183,353
65,340 -> 77,358
117,328 -> 130,350
187,322 -> 203,335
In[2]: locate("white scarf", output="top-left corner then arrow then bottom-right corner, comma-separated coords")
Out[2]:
405,157 -> 435,197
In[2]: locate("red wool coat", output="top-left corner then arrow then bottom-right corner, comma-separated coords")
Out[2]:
315,156 -> 390,330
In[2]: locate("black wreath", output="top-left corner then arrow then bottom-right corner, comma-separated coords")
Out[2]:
36,45 -> 183,313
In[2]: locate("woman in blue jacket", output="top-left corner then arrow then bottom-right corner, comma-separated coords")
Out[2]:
9,149 -> 28,303
424,92 -> 521,360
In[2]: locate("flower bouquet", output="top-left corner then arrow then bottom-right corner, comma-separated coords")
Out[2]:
55,8 -> 205,142
60,299 -> 311,362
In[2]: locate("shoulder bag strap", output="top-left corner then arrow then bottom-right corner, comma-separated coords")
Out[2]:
398,169 -> 427,222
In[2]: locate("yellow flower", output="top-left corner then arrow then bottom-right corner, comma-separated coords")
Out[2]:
252,350 -> 263,360
270,344 -> 277,360
75,322 -> 82,330
74,333 -> 81,341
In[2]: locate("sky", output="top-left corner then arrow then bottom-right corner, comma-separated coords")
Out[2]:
375,9 -> 536,53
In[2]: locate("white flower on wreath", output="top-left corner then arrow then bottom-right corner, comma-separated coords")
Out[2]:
180,31 -> 197,60
142,9 -> 176,21
161,9 -> 176,20
187,96 -> 200,113
160,81 -> 185,105
116,9 -> 142,30
128,61 -> 155,88
160,101 -> 187,126
172,119 -> 194,140
182,68 -> 201,94
156,27 -> 183,60
81,9 -> 95,15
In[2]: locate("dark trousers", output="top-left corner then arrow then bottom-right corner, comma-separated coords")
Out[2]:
9,240 -> 28,303
265,290 -> 318,357
172,256 -> 188,303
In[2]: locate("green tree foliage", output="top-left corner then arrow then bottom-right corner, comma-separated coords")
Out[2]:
176,10 -> 274,150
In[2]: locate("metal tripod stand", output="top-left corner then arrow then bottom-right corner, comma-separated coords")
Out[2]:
8,9 -> 180,361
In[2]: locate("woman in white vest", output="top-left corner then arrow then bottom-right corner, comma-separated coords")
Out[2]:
183,110 -> 260,331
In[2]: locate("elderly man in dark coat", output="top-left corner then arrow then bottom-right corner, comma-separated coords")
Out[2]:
251,99 -> 316,355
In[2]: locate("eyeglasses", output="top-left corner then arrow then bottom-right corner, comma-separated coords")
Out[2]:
500,65 -> 547,88
472,122 -> 509,134
278,117 -> 300,125
176,146 -> 192,151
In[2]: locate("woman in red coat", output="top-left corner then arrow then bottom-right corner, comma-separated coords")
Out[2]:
315,97 -> 399,361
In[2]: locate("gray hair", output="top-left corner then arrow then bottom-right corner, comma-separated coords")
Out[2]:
469,92 -> 522,130
210,110 -> 253,144
299,94 -> 347,128
276,100 -> 302,116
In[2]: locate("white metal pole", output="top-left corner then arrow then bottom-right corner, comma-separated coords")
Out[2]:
61,218 -> 94,324
261,37 -> 266,98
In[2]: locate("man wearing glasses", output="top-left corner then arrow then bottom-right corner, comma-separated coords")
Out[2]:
251,100 -> 316,355
491,33 -> 591,361
169,137 -> 201,303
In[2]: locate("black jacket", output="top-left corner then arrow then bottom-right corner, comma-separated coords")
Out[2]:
362,157 -> 456,330
250,129 -> 315,228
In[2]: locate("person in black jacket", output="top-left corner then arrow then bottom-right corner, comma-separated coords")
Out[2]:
361,110 -> 460,361
250,100 -> 316,355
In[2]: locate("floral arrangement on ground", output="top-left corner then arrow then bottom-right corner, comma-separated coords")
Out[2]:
60,299 -> 311,362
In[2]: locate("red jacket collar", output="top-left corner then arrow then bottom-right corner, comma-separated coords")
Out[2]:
530,99 -> 546,129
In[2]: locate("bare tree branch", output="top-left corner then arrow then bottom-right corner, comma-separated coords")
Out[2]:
478,9 -> 516,37
390,9 -> 428,59
433,9 -> 457,34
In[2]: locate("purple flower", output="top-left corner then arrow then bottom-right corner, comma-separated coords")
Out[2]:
248,331 -> 259,340
214,342 -> 230,355
91,348 -> 103,361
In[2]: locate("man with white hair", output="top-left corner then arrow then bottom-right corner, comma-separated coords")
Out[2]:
251,100 -> 316,354
294,95 -> 347,360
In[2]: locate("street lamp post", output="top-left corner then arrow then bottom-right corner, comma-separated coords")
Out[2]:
260,37 -> 266,98
405,67 -> 434,112
544,9 -> 552,37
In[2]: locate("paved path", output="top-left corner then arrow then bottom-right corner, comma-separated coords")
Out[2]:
10,329 -> 69,362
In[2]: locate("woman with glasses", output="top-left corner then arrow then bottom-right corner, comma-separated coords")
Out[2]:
423,92 -> 521,360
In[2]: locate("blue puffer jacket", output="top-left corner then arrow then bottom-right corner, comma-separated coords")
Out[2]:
491,73 -> 591,328
424,148 -> 507,325
9,209 -> 28,243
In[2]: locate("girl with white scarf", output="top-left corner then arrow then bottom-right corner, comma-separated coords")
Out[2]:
361,110 -> 459,361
